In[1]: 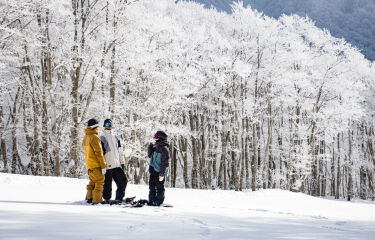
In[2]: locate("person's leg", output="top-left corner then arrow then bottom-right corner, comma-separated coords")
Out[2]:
86,169 -> 95,200
90,167 -> 105,204
113,167 -> 127,201
102,168 -> 113,200
148,174 -> 157,203
155,176 -> 165,205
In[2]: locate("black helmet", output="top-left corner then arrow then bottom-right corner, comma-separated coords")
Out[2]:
155,131 -> 168,140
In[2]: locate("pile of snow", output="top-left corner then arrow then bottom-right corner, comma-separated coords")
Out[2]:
0,173 -> 374,239
190,0 -> 375,61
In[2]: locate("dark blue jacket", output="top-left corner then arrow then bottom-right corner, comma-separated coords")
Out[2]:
148,140 -> 170,177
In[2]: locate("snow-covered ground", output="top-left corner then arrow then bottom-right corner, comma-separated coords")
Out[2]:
0,173 -> 374,239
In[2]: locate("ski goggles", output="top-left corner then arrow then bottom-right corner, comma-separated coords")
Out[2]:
154,134 -> 158,139
104,122 -> 112,127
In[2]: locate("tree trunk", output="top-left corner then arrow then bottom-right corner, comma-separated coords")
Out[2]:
189,109 -> 199,189
331,140 -> 336,197
70,0 -> 83,178
179,136 -> 189,188
200,118 -> 207,189
109,19 -> 117,119
41,54 -> 50,176
335,133 -> 341,199
169,141 -> 177,188
172,141 -> 177,187
234,110 -> 241,191
11,87 -> 21,174
207,123 -> 213,188
321,141 -> 327,197
245,118 -> 250,189
251,122 -> 258,191
219,131 -> 230,190
313,143 -> 319,196
0,97 -> 7,171
38,9 -> 51,176
240,118 -> 245,191
368,172 -> 375,201
360,167 -> 367,200
347,130 -> 353,201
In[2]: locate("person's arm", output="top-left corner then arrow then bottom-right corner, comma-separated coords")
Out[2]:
159,146 -> 170,177
91,135 -> 106,169
118,139 -> 125,165
148,143 -> 155,158
100,136 -> 107,155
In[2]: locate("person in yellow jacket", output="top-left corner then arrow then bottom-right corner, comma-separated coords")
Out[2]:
82,118 -> 107,204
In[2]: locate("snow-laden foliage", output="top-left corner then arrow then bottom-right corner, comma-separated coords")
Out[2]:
0,0 -> 374,200
192,0 -> 375,61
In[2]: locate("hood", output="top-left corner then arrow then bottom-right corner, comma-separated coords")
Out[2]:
155,140 -> 169,149
101,128 -> 115,140
83,126 -> 99,135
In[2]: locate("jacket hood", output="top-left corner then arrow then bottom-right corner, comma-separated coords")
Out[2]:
155,140 -> 169,148
83,126 -> 99,135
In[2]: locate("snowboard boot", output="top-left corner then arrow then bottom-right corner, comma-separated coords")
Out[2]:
87,198 -> 93,204
124,196 -> 136,204
148,200 -> 161,206
115,192 -> 124,202
138,199 -> 148,206
132,202 -> 144,208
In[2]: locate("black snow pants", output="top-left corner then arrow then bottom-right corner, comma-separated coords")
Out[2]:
148,167 -> 165,204
103,167 -> 127,201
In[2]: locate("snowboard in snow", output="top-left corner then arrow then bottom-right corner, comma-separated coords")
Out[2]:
123,203 -> 173,208
158,203 -> 173,207
144,203 -> 173,208
100,196 -> 137,206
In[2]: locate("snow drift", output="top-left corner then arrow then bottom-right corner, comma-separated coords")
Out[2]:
0,173 -> 374,239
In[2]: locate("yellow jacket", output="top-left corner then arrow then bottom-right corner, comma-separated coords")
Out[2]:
82,127 -> 106,170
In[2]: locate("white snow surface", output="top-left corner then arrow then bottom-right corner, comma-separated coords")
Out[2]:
1,173 -> 374,239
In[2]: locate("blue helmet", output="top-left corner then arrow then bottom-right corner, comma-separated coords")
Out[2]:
103,119 -> 112,127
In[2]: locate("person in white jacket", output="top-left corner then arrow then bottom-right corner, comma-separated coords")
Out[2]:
100,119 -> 127,201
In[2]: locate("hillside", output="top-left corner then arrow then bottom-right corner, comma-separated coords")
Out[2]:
1,173 -> 375,239
190,0 -> 375,61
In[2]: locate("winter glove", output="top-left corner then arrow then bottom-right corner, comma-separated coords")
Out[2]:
159,176 -> 164,182
102,168 -> 107,175
121,164 -> 126,173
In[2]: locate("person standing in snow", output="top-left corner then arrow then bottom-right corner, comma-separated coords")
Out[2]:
82,118 -> 107,204
100,119 -> 128,202
147,131 -> 170,206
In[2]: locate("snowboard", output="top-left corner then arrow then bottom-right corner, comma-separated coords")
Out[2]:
122,199 -> 148,208
100,196 -> 137,206
123,199 -> 174,208
152,203 -> 173,207
123,203 -> 173,208
95,197 -> 173,208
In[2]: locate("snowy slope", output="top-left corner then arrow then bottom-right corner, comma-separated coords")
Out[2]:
187,0 -> 375,61
1,173 -> 375,239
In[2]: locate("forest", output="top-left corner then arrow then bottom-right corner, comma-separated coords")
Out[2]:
194,0 -> 375,61
0,0 -> 374,201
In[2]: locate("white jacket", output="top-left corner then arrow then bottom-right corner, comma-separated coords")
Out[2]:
100,130 -> 125,170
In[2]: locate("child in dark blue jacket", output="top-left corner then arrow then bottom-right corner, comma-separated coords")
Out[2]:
147,131 -> 170,206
